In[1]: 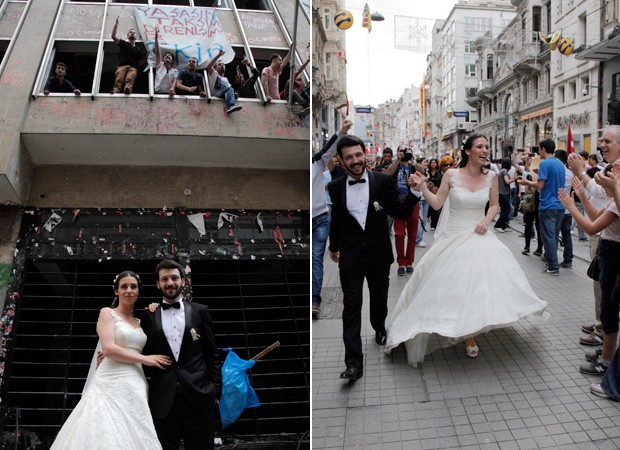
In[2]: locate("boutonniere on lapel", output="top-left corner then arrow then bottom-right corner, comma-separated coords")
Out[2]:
190,328 -> 201,341
373,200 -> 383,212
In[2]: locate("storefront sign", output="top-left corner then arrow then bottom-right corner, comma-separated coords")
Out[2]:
557,112 -> 590,129
520,107 -> 553,121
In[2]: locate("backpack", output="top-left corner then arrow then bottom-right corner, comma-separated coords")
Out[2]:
520,190 -> 535,213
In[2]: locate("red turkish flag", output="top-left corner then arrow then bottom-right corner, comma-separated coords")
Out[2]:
567,123 -> 574,154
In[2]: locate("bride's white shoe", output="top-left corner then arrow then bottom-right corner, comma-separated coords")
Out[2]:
465,345 -> 479,358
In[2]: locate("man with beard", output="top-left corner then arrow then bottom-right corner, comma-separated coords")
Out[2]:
140,259 -> 221,450
328,135 -> 422,381
111,17 -> 144,94
373,147 -> 393,173
567,126 -> 620,377
153,27 -> 178,95
173,56 -> 206,98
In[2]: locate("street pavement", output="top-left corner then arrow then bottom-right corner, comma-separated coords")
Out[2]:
312,216 -> 620,449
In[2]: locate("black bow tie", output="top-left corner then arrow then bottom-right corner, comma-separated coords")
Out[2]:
161,302 -> 180,310
348,178 -> 367,186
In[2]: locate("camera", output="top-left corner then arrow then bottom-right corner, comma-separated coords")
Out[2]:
400,146 -> 414,162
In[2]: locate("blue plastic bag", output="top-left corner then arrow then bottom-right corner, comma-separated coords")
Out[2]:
219,348 -> 260,429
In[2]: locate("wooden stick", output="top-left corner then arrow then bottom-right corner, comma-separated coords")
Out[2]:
251,341 -> 280,361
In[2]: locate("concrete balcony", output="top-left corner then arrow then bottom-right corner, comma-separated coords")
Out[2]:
513,41 -> 543,75
21,96 -> 308,171
477,79 -> 494,99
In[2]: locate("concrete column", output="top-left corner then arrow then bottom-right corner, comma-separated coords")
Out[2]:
0,0 -> 62,203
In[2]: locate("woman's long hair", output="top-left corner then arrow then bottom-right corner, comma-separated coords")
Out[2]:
111,271 -> 142,308
459,133 -> 489,174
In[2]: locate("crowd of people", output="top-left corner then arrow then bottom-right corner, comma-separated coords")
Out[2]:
312,123 -> 620,402
44,18 -> 310,118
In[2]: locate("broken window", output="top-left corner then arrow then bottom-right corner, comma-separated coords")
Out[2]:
152,0 -> 191,5
251,47 -> 292,99
206,46 -> 256,99
0,40 -> 8,65
42,41 -> 98,95
235,0 -> 269,10
194,0 -> 228,5
99,41 -> 149,94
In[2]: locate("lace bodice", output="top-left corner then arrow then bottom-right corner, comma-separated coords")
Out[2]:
386,168 -> 547,366
50,310 -> 161,450
443,169 -> 494,234
110,309 -> 146,354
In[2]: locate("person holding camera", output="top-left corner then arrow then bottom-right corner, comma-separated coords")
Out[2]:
387,144 -> 421,275
494,158 -> 518,233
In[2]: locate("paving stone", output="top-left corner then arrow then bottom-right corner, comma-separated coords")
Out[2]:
312,224 -> 620,448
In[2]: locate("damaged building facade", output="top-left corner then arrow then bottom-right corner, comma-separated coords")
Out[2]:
0,0 -> 310,448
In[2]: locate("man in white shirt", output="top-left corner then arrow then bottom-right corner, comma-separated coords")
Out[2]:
328,135 -> 422,381
153,28 -> 178,95
206,50 -> 242,115
141,259 -> 220,450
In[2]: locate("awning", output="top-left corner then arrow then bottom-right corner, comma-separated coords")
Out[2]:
574,34 -> 620,61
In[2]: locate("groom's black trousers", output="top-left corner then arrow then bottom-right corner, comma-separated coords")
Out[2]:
339,248 -> 390,370
153,386 -> 214,450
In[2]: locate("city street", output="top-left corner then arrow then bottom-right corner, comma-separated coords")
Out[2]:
312,220 -> 620,449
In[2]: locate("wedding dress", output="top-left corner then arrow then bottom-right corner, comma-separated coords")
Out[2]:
50,310 -> 162,450
385,169 -> 549,365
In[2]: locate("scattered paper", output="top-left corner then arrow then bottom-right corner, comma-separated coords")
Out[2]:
256,213 -> 264,232
218,212 -> 238,229
188,213 -> 206,236
43,212 -> 62,232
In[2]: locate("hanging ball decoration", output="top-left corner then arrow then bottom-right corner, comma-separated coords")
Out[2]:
558,37 -> 574,55
334,10 -> 354,30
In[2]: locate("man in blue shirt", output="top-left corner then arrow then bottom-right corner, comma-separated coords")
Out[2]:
172,57 -> 206,97
518,139 -> 565,275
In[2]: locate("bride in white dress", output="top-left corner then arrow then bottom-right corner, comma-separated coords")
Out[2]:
50,271 -> 171,450
385,134 -> 549,365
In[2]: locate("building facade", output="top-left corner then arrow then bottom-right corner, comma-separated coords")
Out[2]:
468,0 -> 553,159
575,0 -> 620,135
311,0 -> 347,152
0,0 -> 310,447
552,0 -> 601,153
424,0 -> 516,157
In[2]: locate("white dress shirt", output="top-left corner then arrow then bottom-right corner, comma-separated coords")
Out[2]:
346,171 -> 370,229
154,62 -> 179,94
161,296 -> 185,361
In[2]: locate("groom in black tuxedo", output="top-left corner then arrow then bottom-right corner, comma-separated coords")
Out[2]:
141,259 -> 221,450
328,135 -> 421,380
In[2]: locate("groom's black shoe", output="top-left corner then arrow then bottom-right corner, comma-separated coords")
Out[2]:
375,331 -> 387,345
340,366 -> 363,380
